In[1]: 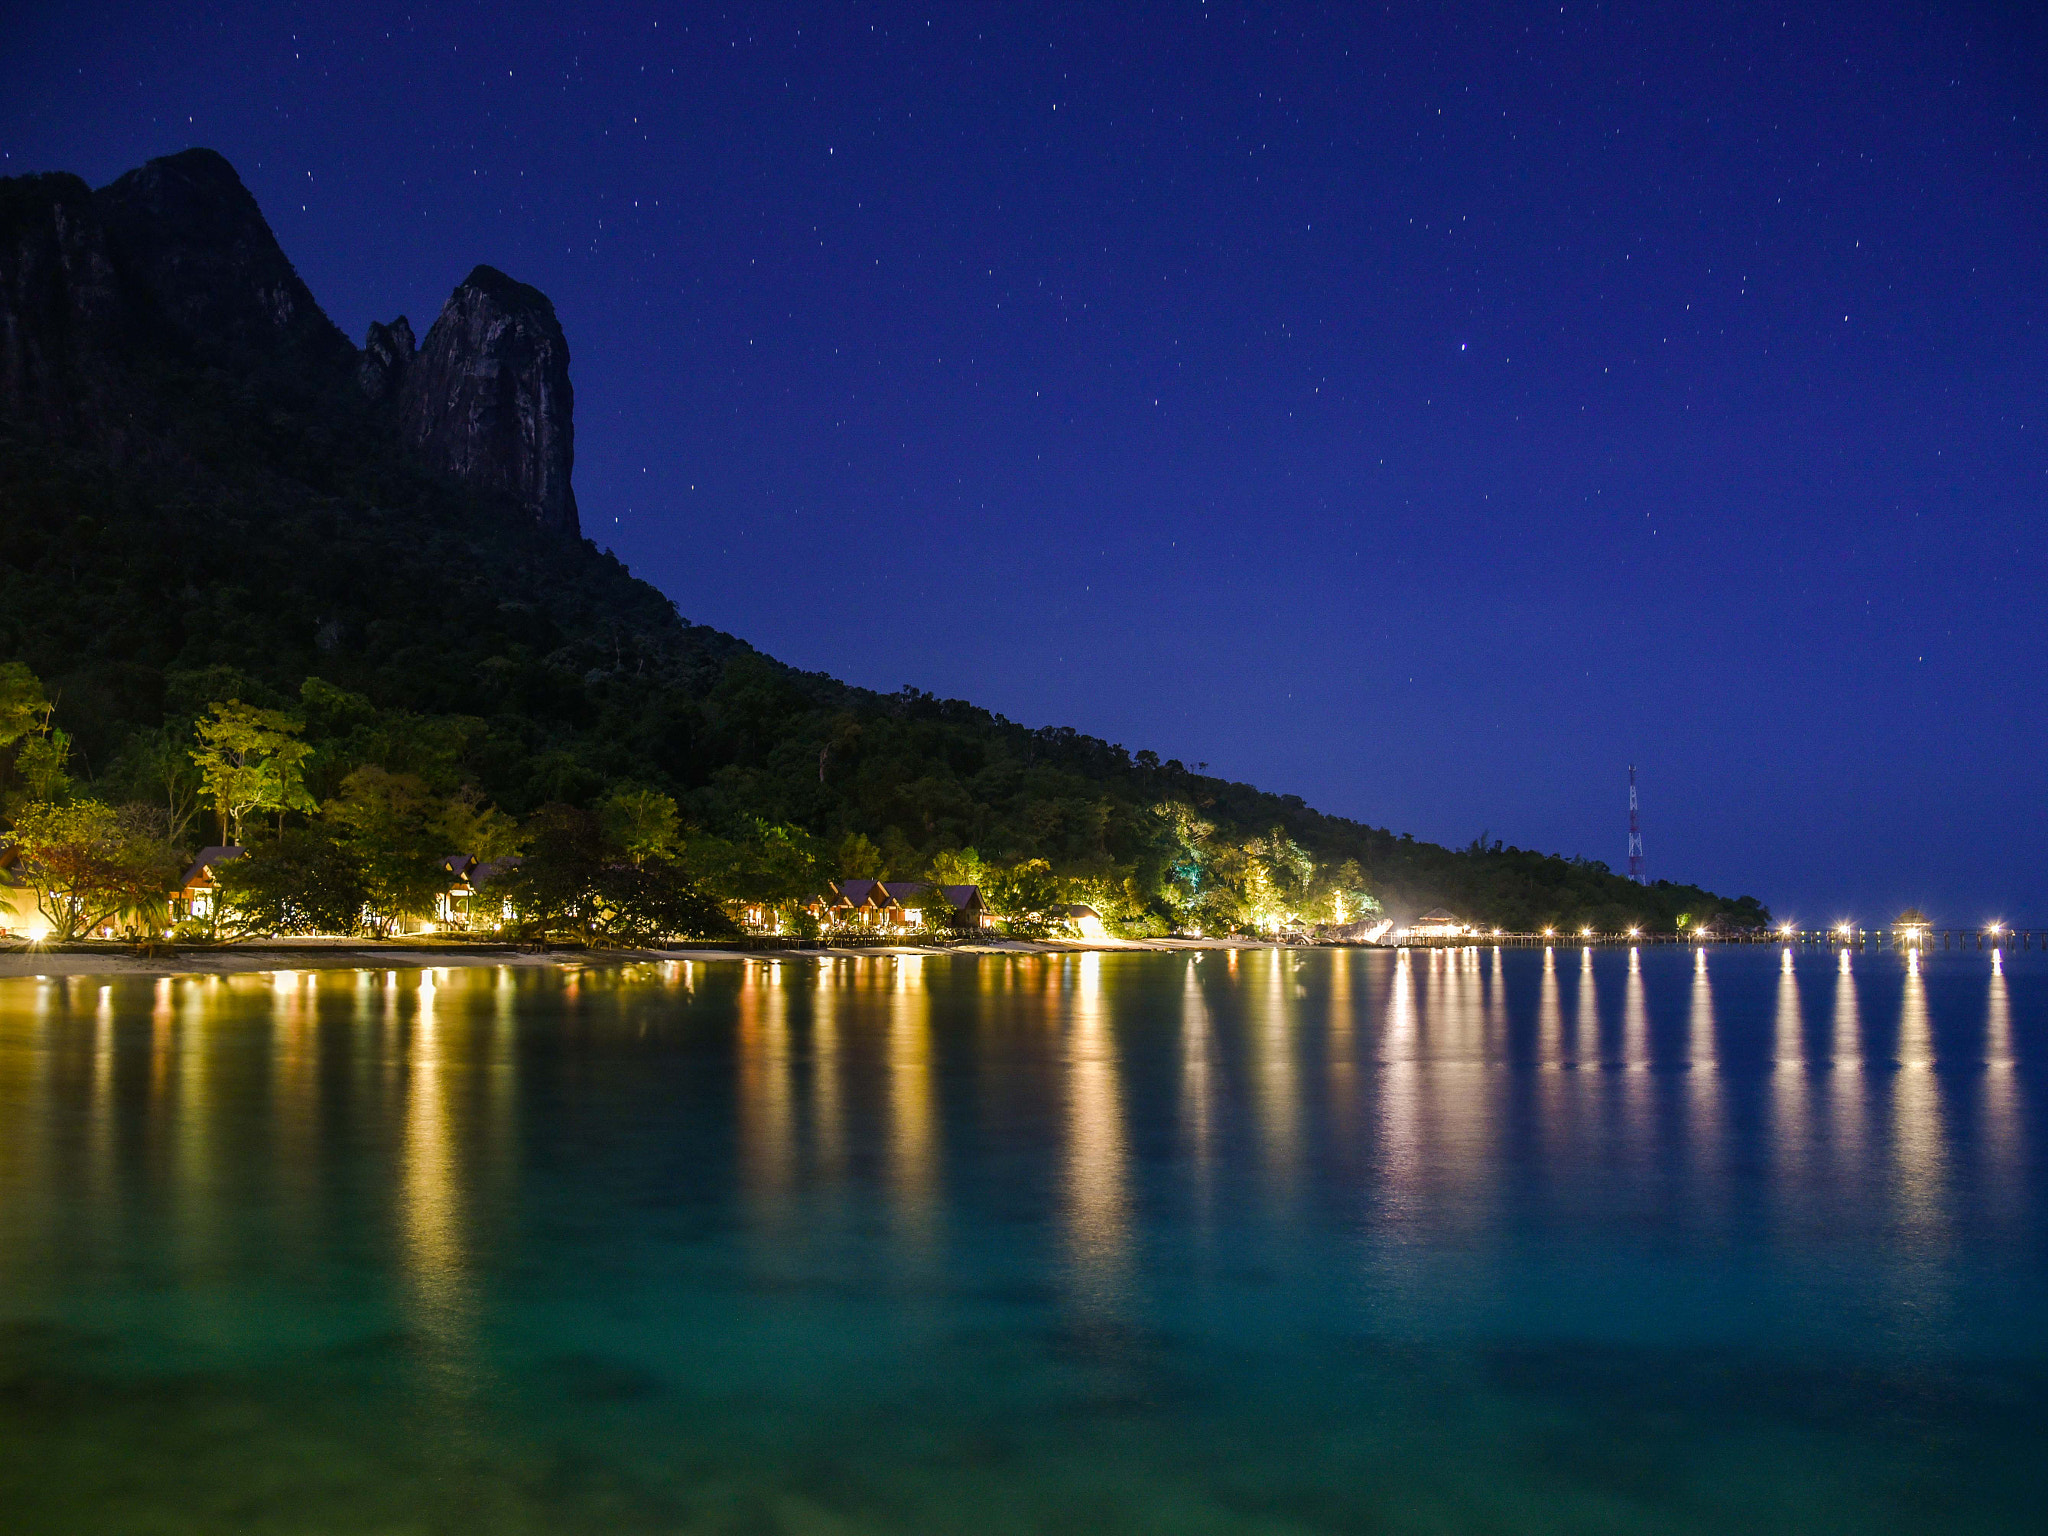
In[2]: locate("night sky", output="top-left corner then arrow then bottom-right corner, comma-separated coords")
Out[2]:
5,2 -> 2043,924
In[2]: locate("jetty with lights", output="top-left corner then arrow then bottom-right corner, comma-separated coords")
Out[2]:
1388,912 -> 2032,950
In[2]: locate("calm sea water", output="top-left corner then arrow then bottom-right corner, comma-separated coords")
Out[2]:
0,946 -> 2043,1533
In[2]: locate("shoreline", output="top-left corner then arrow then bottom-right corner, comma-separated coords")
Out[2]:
0,933 -> 1288,979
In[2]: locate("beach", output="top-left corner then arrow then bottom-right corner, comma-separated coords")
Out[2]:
0,932 -> 1276,979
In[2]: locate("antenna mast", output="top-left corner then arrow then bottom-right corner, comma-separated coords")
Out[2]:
1627,765 -> 1645,884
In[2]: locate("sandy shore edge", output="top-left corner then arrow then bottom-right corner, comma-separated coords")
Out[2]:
0,934 -> 1291,979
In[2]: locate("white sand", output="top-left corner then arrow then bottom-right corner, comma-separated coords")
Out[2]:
0,933 -> 1278,979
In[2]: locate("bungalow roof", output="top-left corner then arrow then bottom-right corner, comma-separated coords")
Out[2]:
880,881 -> 982,909
177,845 -> 245,892
823,878 -> 983,912
471,854 -> 522,888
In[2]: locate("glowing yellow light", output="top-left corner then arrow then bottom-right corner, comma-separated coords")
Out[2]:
1627,928 -> 1640,939
1580,926 -> 1592,937
27,925 -> 50,943
1780,923 -> 1794,935
1542,926 -> 1554,937
1986,923 -> 2003,935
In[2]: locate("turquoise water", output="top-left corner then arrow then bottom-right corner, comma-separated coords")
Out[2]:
1,945 -> 2043,1533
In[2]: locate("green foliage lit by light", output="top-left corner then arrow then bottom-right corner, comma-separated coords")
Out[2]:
7,798 -> 178,939
191,701 -> 317,845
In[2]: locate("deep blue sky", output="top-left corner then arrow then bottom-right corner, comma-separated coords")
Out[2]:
5,1 -> 2044,924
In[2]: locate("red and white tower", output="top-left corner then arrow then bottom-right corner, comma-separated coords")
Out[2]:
1627,765 -> 1645,884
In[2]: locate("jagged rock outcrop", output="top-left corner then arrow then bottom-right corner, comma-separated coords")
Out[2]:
2,150 -> 584,538
0,172 -> 126,433
357,315 -> 414,402
93,148 -> 350,368
398,265 -> 579,535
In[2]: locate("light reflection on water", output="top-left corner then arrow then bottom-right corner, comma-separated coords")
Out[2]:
0,947 -> 2043,1533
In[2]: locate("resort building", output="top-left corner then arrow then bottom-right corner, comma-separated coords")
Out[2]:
432,854 -> 478,928
433,854 -> 520,930
1066,903 -> 1108,940
171,846 -> 245,924
1407,908 -> 1468,940
811,878 -> 990,933
1894,907 -> 1932,947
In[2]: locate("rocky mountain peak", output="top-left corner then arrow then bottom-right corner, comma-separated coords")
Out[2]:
357,314 -> 415,402
397,264 -> 580,536
3,151 -> 583,538
93,148 -> 350,367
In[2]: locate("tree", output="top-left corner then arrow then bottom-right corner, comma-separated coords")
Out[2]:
0,662 -> 50,749
745,820 -> 823,909
191,701 -> 316,844
498,804 -> 606,943
983,858 -> 1066,927
0,664 -> 66,816
928,846 -> 985,887
437,784 -> 523,861
12,728 -> 73,806
1152,801 -> 1217,932
499,803 -> 736,946
7,799 -> 179,940
593,858 -> 738,945
686,819 -> 823,922
323,766 -> 448,935
1244,828 -> 1316,930
215,829 -> 369,937
598,784 -> 682,865
110,723 -> 206,847
836,831 -> 887,879
1316,858 -> 1382,926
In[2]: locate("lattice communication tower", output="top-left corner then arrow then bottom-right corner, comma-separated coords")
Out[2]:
1627,765 -> 1645,884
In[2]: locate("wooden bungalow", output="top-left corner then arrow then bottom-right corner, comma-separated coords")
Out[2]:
907,882 -> 989,931
810,878 -> 990,933
1408,907 -> 1468,939
435,853 -> 520,931
172,846 -> 245,923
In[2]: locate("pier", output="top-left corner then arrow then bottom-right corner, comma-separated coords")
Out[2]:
1392,928 -> 2037,950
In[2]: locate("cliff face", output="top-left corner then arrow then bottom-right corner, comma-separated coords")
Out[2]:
0,149 -> 583,538
93,148 -> 350,368
0,173 -> 126,433
397,265 -> 579,536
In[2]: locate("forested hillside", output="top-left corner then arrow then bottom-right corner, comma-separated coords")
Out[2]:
0,151 -> 1769,937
